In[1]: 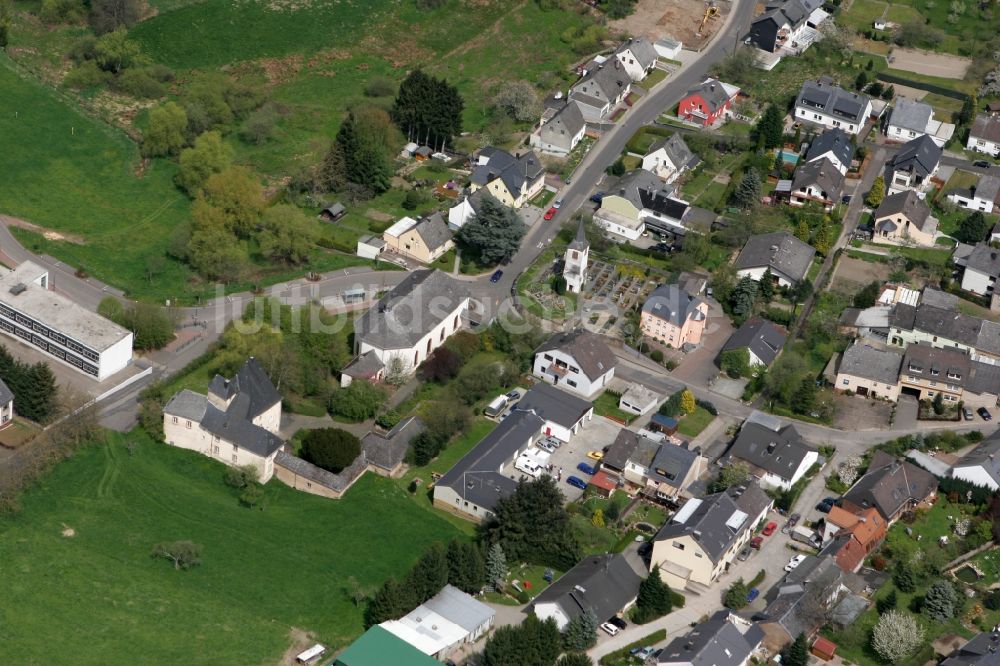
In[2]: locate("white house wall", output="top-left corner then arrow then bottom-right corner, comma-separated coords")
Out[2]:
98,333 -> 135,381
163,417 -> 277,482
736,266 -> 797,288
962,267 -> 995,296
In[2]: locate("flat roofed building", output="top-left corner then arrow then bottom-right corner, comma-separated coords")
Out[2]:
0,261 -> 132,380
380,585 -> 495,659
333,626 -> 440,666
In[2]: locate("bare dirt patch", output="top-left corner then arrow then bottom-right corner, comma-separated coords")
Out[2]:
365,209 -> 394,222
272,627 -> 315,666
889,48 -> 971,79
609,0 -> 728,50
0,215 -> 86,245
831,255 -> 890,291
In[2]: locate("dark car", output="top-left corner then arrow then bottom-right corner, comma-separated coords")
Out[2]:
816,500 -> 833,514
577,461 -> 597,476
974,160 -> 991,168
590,192 -> 605,204
737,545 -> 753,561
841,194 -> 852,204
979,407 -> 993,421
490,269 -> 504,283
747,588 -> 760,603
566,476 -> 588,490
750,535 -> 764,549
608,616 -> 628,630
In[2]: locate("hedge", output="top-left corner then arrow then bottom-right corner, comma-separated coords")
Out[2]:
599,629 -> 668,665
875,72 -> 969,101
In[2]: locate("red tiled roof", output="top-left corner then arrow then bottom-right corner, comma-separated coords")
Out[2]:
812,637 -> 837,659
589,470 -> 617,492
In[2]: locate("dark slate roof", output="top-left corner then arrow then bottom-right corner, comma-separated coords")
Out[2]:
756,553 -> 851,639
792,157 -> 844,198
0,377 -> 14,406
684,78 -> 734,114
795,79 -> 871,125
355,269 -> 467,351
654,483 -> 770,563
574,58 -> 632,102
529,553 -> 644,624
806,128 -> 853,168
967,243 -> 1000,278
971,114 -> 1000,144
535,329 -> 617,382
642,284 -> 706,326
837,342 -> 903,385
568,217 -> 589,252
902,343 -> 973,388
754,0 -> 822,31
413,212 -> 453,252
941,630 -> 1000,666
470,148 -> 543,195
342,351 -> 385,380
885,134 -> 942,178
888,98 -> 933,134
955,430 -> 1000,487
967,361 -> 1000,396
274,450 -> 344,490
616,37 -> 658,70
648,442 -> 701,487
603,428 -> 644,471
612,168 -> 674,211
361,416 -> 424,472
208,358 -> 282,421
899,303 -> 1000,354
539,101 -> 585,147
200,393 -> 284,457
873,189 -> 932,231
720,317 -> 787,366
658,610 -> 763,666
735,232 -> 816,283
842,451 -> 937,521
648,134 -> 700,172
163,389 -> 209,422
516,381 -> 594,429
726,422 -> 815,482
434,411 -> 543,511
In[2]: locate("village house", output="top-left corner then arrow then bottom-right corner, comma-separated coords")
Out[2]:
614,37 -> 658,82
735,231 -> 816,287
569,56 -> 632,120
790,157 -> 844,210
897,343 -> 1000,409
793,79 -> 872,135
529,101 -> 586,156
657,610 -> 764,666
677,78 -> 740,127
531,552 -> 645,629
382,213 -> 454,264
946,173 -> 1000,215
163,358 -> 283,482
447,189 -> 487,231
594,169 -> 690,241
641,134 -> 699,183
884,134 -> 941,195
886,98 -> 954,146
823,507 -> 887,572
840,450 -> 937,524
608,430 -> 706,503
952,430 -> 1000,490
379,585 -> 495,660
804,128 -> 853,175
871,189 -> 937,246
650,483 -> 772,589
719,317 -> 787,369
941,631 -> 1000,665
722,420 -> 818,491
640,283 -> 709,348
962,243 -> 1000,296
967,114 -> 1000,157
834,341 -> 903,401
748,0 -> 825,55
469,147 -> 544,208
887,294 -> 1000,365
532,328 -> 617,399
0,378 -> 13,429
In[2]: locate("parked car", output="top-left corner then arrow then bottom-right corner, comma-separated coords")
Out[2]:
635,647 -> 656,659
762,521 -> 777,536
600,622 -> 620,637
979,407 -> 993,421
747,587 -> 760,603
974,160 -> 991,168
587,450 -> 604,461
782,513 -> 801,534
964,407 -> 975,421
553,198 -> 564,209
543,435 -> 562,449
577,462 -> 597,475
841,194 -> 852,204
544,207 -> 557,220
566,476 -> 588,490
737,545 -> 753,561
784,554 -> 808,572
750,536 -> 764,549
590,192 -> 605,204
506,389 -> 522,401
816,500 -> 833,514
608,617 -> 628,630
537,440 -> 555,453
490,269 -> 503,283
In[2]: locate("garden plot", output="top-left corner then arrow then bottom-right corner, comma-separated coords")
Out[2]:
889,48 -> 972,80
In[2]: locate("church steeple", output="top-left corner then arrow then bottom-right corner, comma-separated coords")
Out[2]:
564,218 -> 589,293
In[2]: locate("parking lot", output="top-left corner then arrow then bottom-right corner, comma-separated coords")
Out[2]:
523,414 -> 624,502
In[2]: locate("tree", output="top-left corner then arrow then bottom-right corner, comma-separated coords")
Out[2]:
876,588 -> 898,614
482,476 -> 580,569
176,131 -> 233,196
813,218 -> 830,255
94,26 -> 142,73
419,346 -> 463,383
680,389 -> 696,415
755,105 -> 784,150
765,352 -> 808,405
329,380 -> 385,422
933,391 -> 945,415
492,80 -> 542,122
608,158 -> 626,176
334,108 -> 396,195
923,580 -> 957,621
406,542 -> 449,603
364,578 -> 409,627
794,217 -> 811,242
591,508 -> 604,527
89,0 -> 146,34
239,103 -> 279,145
144,102 -> 188,157
730,276 -> 758,319
393,69 -> 464,148
0,0 -> 12,49
195,166 -> 263,238
895,20 -> 944,48
659,390 -> 684,417
782,634 -> 810,666
956,211 -> 991,244
485,542 -> 508,591
759,268 -> 775,302
724,578 -> 750,610
633,566 -> 673,623
457,193 -> 527,265
789,278 -> 813,305
187,220 -> 249,282
482,616 -> 561,666
446,539 -> 485,594
731,168 -> 762,210
224,464 -> 259,489
239,483 -> 265,509
562,609 -> 598,650
410,431 -> 446,466
718,461 -> 749,489
871,610 -> 925,662
15,362 -> 58,423
866,175 -> 885,207
854,70 -> 869,91
791,376 -> 817,415
300,428 -> 362,473
258,204 -> 318,265
151,540 -> 202,570
557,655 -> 593,666
853,281 -> 880,308
720,348 -> 751,378
958,93 -> 977,126
420,399 -> 472,442
893,565 -> 916,593
98,298 -> 175,350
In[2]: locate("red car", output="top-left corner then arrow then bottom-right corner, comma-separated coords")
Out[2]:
750,536 -> 764,549
544,207 -> 557,221
761,521 -> 777,536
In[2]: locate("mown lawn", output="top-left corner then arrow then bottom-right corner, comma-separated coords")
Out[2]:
0,433 -> 463,664
677,406 -> 714,438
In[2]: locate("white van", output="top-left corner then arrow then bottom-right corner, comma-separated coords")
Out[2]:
515,457 -> 542,478
485,395 -> 508,418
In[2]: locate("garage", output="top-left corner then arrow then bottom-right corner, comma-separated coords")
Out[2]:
855,386 -> 869,397
900,386 -> 922,399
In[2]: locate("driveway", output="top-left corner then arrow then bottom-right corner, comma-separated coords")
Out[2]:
896,395 -> 918,429
670,298 -> 734,386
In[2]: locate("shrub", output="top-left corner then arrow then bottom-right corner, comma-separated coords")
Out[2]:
112,68 -> 167,99
223,464 -> 259,489
63,61 -> 109,89
649,349 -> 664,363
696,399 -> 718,416
300,428 -> 362,473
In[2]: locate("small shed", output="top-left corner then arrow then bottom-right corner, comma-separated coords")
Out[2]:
357,235 -> 386,260
588,470 -> 617,498
414,146 -> 433,161
648,414 -> 678,436
321,202 -> 347,222
401,142 -> 419,158
811,637 -> 837,661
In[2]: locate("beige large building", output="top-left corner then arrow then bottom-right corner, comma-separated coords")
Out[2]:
163,358 -> 284,482
382,213 -> 454,264
468,147 -> 544,208
834,341 -> 903,401
871,190 -> 937,247
640,283 -> 708,348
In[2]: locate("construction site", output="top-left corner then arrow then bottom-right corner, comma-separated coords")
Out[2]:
609,0 -> 731,51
